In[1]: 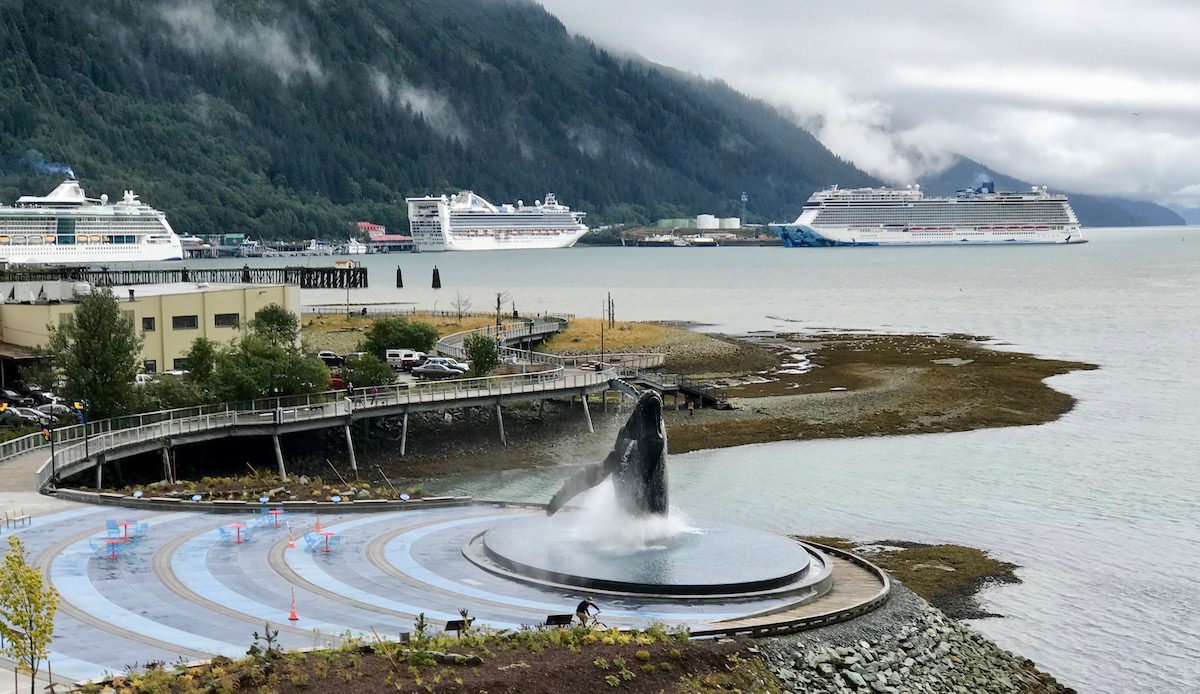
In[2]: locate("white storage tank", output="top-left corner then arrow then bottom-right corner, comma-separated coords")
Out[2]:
720,217 -> 741,229
696,214 -> 718,229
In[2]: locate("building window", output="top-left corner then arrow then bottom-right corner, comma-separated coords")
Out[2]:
173,358 -> 190,371
142,317 -> 156,331
214,312 -> 240,328
172,315 -> 199,330
143,360 -> 157,374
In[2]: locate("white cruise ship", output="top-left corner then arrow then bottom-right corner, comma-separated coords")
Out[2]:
406,191 -> 588,251
776,182 -> 1085,247
0,180 -> 183,264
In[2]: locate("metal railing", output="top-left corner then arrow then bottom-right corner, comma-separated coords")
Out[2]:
305,306 -> 575,321
4,312 -> 634,490
36,366 -> 617,489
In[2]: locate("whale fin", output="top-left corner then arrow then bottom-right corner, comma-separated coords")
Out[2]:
546,460 -> 613,515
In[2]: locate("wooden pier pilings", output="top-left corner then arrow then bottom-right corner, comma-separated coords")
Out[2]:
0,265 -> 369,289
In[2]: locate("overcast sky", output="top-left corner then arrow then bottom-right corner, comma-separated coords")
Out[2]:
538,0 -> 1200,207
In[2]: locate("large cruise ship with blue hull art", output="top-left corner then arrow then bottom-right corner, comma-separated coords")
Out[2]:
776,182 -> 1085,247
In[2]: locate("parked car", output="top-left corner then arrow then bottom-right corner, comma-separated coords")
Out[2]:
411,363 -> 465,380
27,388 -> 59,406
423,357 -> 470,373
329,374 -> 347,390
0,408 -> 40,426
13,407 -> 52,424
0,389 -> 34,407
317,350 -> 345,367
386,349 -> 427,371
344,351 -> 368,363
37,403 -> 73,418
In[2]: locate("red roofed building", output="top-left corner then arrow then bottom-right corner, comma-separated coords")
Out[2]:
356,221 -> 413,251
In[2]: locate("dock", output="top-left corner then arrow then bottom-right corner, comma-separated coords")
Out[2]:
0,265 -> 369,289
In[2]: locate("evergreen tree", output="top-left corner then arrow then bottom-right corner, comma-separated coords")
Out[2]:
46,289 -> 142,419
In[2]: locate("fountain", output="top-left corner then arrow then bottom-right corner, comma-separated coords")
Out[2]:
465,389 -> 835,600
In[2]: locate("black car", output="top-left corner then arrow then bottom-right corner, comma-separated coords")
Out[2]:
0,389 -> 34,407
317,351 -> 345,367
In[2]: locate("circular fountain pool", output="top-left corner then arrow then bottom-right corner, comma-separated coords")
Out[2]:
465,511 -> 832,599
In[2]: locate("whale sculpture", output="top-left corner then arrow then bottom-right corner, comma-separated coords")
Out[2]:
547,389 -> 668,516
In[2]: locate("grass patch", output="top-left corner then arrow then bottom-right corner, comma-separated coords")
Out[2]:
78,622 -> 775,694
301,312 -> 497,354
541,318 -> 707,354
802,536 -> 1019,619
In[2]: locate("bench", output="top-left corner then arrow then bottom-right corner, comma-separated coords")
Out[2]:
544,614 -> 575,627
444,618 -> 474,635
5,508 -> 31,528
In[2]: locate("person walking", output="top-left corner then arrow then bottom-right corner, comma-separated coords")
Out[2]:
575,596 -> 599,627
687,399 -> 695,417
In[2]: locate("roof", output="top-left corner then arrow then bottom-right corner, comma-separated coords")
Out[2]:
0,342 -> 42,360
111,282 -> 288,298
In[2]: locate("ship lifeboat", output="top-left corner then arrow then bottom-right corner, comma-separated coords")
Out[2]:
0,236 -> 9,244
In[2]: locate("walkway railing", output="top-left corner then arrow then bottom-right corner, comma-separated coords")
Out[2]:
37,366 -> 617,490
0,315 -> 635,490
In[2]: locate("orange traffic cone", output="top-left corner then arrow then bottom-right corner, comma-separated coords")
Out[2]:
288,589 -> 299,622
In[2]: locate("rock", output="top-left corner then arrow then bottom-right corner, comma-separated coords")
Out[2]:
357,489 -> 371,498
843,671 -> 867,689
298,475 -> 309,485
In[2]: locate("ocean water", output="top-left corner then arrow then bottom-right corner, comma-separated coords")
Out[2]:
213,228 -> 1198,692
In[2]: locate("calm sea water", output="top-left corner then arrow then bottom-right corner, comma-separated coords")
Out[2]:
195,228 -> 1199,692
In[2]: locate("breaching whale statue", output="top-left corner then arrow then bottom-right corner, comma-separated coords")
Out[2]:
547,389 -> 668,517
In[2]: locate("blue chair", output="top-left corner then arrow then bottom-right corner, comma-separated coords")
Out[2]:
105,519 -> 121,539
324,534 -> 341,552
250,509 -> 271,529
217,527 -> 235,545
303,532 -> 320,553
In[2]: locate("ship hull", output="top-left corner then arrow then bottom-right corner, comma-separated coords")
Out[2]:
0,240 -> 184,264
776,224 -> 1086,247
420,228 -> 588,252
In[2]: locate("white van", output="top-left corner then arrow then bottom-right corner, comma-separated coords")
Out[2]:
385,349 -> 426,371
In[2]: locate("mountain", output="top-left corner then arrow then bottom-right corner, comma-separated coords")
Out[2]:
1169,206 -> 1200,225
0,0 -> 875,240
922,158 -> 1184,227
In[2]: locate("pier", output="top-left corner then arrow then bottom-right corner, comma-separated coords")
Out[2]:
0,265 -> 369,289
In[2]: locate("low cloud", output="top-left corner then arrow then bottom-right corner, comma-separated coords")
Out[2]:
539,0 -> 1200,206
158,1 -> 323,85
369,69 -> 467,143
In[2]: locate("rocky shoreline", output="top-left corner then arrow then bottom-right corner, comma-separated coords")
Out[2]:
759,585 -> 1074,694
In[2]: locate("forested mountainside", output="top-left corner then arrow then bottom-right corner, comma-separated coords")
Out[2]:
0,0 -> 874,240
923,157 -> 1184,228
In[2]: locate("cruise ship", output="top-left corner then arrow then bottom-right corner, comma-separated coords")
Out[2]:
775,182 -> 1085,247
406,191 -> 588,251
0,179 -> 183,264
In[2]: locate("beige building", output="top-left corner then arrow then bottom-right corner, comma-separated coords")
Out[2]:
0,282 -> 299,374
